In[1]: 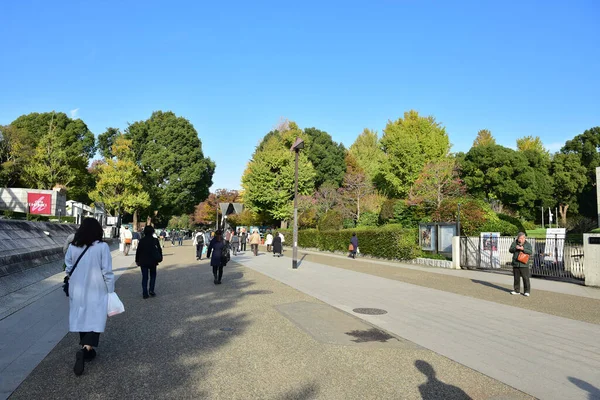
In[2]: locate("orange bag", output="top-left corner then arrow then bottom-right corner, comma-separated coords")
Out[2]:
124,238 -> 132,244
517,252 -> 529,264
348,244 -> 354,251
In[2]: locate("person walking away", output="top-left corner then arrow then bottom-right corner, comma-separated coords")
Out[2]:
231,231 -> 240,256
159,229 -> 166,248
178,230 -> 184,246
509,232 -> 533,296
272,232 -> 283,257
224,229 -> 232,247
193,230 -> 205,260
64,217 -> 115,376
240,230 -> 247,252
171,230 -> 176,246
132,230 -> 141,251
249,229 -> 261,256
265,231 -> 274,252
349,233 -> 359,259
120,225 -> 133,256
135,225 -> 163,299
207,230 -> 228,284
279,232 -> 285,252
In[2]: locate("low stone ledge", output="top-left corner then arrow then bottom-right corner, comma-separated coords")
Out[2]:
411,257 -> 454,269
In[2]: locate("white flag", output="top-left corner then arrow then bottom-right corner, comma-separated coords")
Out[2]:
549,208 -> 553,223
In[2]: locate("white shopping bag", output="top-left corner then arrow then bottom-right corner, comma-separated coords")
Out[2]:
356,247 -> 360,254
107,292 -> 125,317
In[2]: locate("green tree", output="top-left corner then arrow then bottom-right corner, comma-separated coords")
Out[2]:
472,129 -> 496,147
339,153 -> 375,222
125,111 -> 215,218
10,112 -> 96,202
0,124 -> 35,187
460,144 -> 542,218
517,135 -> 548,154
551,153 -> 587,226
561,126 -> 600,219
348,128 -> 385,184
242,123 -> 316,222
89,136 -> 151,225
304,127 -> 346,188
378,110 -> 450,197
97,127 -> 122,159
23,132 -> 75,189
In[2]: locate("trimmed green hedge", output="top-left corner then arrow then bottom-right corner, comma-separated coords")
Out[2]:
279,225 -> 421,260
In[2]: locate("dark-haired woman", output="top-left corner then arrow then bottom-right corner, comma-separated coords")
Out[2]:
207,230 -> 226,284
135,225 -> 163,299
64,217 -> 114,376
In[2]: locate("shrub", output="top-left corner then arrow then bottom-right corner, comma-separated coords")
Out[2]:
26,213 -> 49,222
357,212 -> 378,227
61,216 -> 76,223
317,210 -> 343,231
392,200 -> 427,228
379,199 -> 398,223
479,219 -> 519,236
342,218 -> 356,229
279,225 -> 420,260
497,213 -> 526,233
521,220 -> 536,231
1,210 -> 28,219
433,198 -> 487,236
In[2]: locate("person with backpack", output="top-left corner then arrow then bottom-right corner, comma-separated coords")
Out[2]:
135,225 -> 163,299
64,218 -> 114,376
193,230 -> 205,260
207,230 -> 229,284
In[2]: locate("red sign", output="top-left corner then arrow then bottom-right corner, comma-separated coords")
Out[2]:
27,193 -> 52,215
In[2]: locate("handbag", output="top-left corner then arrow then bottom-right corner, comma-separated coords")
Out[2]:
107,292 -> 125,316
517,251 -> 530,264
349,244 -> 354,251
153,238 -> 163,263
63,246 -> 90,297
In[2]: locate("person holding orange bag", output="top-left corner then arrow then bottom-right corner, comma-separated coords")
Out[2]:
509,232 -> 533,296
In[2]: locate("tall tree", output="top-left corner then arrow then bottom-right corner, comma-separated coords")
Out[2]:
409,157 -> 465,211
551,153 -> 587,225
97,127 -> 122,159
193,189 -> 241,225
472,129 -> 496,147
378,110 -> 450,197
23,132 -> 75,189
516,135 -> 548,155
348,128 -> 385,184
304,127 -> 346,188
0,124 -> 35,187
89,136 -> 151,225
561,126 -> 600,219
10,112 -> 96,202
339,153 -> 374,222
125,111 -> 215,218
242,122 -> 315,222
314,182 -> 341,217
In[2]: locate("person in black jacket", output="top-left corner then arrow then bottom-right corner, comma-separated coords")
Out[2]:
207,230 -> 227,285
272,232 -> 283,257
135,226 -> 163,299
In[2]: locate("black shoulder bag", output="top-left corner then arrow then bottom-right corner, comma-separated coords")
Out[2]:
63,246 -> 90,297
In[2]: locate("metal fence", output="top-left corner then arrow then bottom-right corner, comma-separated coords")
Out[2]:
460,236 -> 584,281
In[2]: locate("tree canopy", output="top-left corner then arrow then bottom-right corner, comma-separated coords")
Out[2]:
125,111 -> 215,218
472,129 -> 496,147
348,128 -> 385,184
304,127 -> 346,188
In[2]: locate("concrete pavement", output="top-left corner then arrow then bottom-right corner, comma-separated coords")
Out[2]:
5,243 -> 535,399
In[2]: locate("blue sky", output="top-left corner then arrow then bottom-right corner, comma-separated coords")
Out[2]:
1,0 -> 598,191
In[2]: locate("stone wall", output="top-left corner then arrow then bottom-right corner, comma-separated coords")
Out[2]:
0,220 -> 78,277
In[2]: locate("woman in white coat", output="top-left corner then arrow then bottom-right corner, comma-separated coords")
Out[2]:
265,231 -> 274,252
65,218 -> 115,376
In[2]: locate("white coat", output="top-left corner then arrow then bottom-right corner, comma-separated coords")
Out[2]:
65,241 -> 115,333
265,234 -> 273,245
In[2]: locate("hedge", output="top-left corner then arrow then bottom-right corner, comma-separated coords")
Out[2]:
278,225 -> 421,260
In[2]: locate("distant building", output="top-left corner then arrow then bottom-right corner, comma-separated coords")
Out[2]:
0,187 -> 66,216
65,200 -> 106,226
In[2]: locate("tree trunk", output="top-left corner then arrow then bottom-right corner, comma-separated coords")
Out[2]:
559,203 -> 569,227
133,209 -> 138,231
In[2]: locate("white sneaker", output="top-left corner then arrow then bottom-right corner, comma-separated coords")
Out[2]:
523,293 -> 530,297
510,291 -> 519,295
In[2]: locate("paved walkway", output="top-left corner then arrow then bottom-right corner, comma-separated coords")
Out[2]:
235,249 -> 600,400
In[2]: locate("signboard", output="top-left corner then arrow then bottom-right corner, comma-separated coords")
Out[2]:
439,225 -> 456,253
545,228 -> 566,263
106,217 -> 119,226
27,192 -> 52,215
480,232 -> 500,268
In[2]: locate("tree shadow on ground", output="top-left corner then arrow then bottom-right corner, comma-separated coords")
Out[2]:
568,377 -> 600,400
345,328 -> 397,343
276,382 -> 319,400
10,260 -> 263,399
415,360 -> 472,400
471,279 -> 512,293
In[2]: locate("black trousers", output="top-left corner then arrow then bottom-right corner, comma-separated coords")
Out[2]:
196,244 -> 204,259
140,265 -> 157,295
212,264 -> 223,281
240,242 -> 246,251
513,267 -> 530,294
79,332 -> 100,347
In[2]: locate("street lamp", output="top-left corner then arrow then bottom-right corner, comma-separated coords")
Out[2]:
290,137 -> 305,269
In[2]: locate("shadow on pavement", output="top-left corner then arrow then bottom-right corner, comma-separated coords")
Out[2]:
568,377 -> 600,399
276,382 -> 319,400
10,260 -> 259,399
471,279 -> 512,293
345,328 -> 397,343
415,360 -> 472,400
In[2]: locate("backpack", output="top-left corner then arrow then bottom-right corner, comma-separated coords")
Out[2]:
153,238 -> 163,263
221,242 -> 230,266
197,233 -> 204,244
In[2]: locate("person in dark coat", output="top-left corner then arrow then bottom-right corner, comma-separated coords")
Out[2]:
272,232 -> 283,257
135,225 -> 163,299
509,232 -> 533,296
207,230 -> 228,285
349,233 -> 359,259
240,230 -> 247,252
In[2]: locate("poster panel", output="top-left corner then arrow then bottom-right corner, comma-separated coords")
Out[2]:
27,192 -> 52,215
438,225 -> 456,253
480,232 -> 500,268
419,224 -> 436,251
544,228 -> 566,263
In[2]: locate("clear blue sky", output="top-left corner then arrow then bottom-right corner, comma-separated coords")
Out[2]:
1,0 -> 598,191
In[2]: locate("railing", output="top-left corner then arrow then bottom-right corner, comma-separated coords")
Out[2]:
460,236 -> 584,281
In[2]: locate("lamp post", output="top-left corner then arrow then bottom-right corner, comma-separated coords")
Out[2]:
456,203 -> 461,237
290,137 -> 305,269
